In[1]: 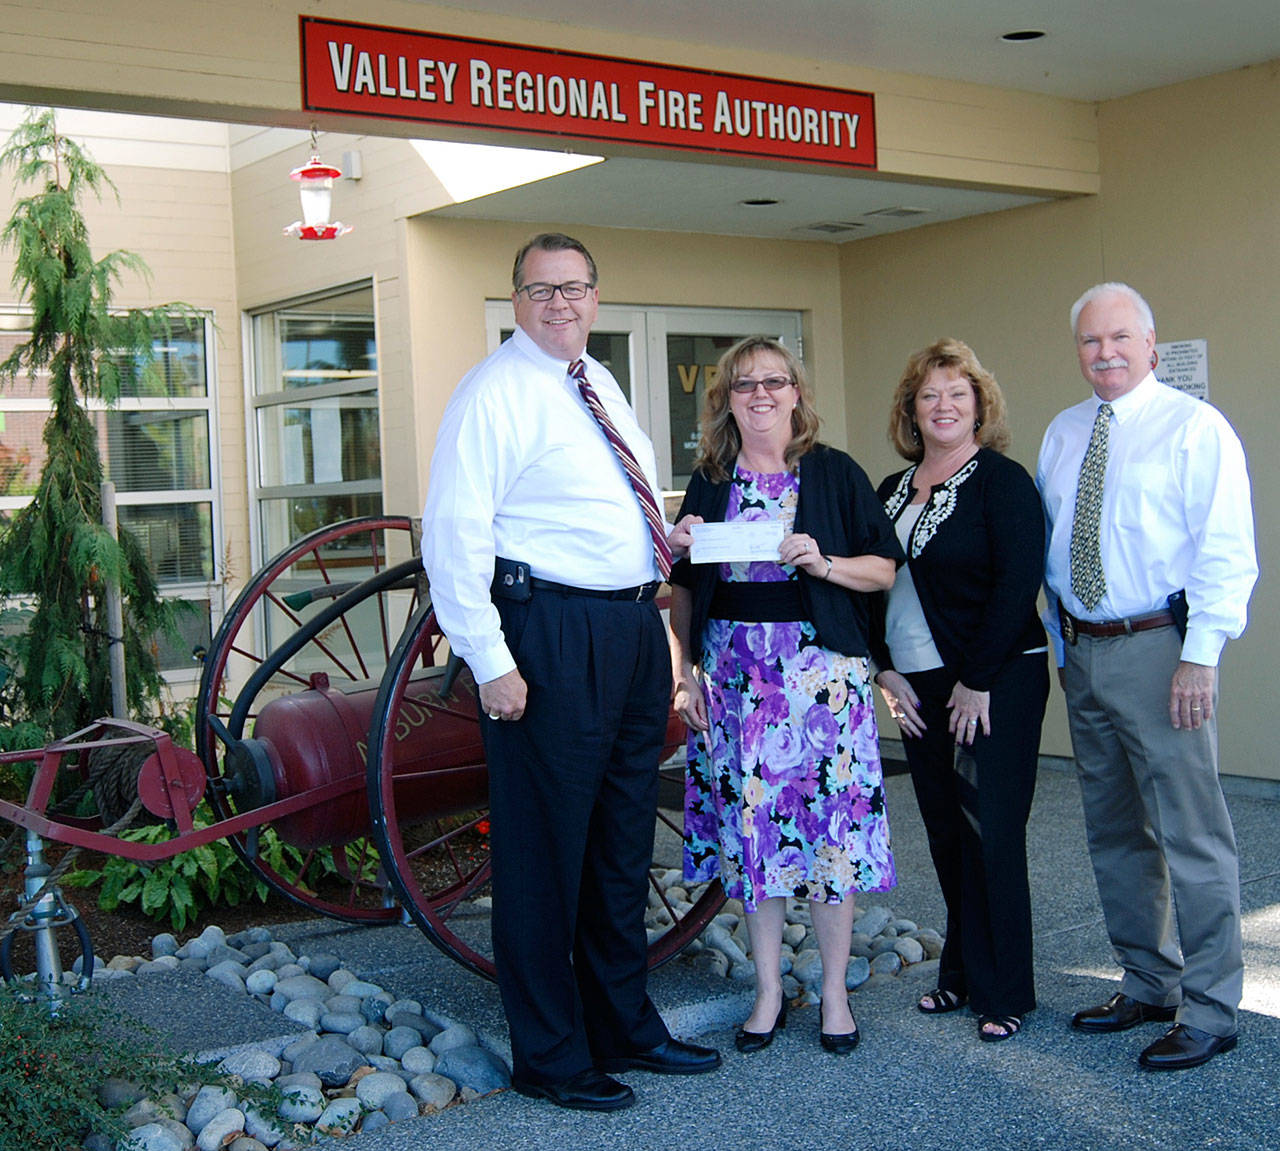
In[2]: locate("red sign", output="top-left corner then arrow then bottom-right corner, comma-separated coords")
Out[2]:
300,18 -> 876,171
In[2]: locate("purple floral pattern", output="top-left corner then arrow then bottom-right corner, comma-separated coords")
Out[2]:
684,467 -> 896,911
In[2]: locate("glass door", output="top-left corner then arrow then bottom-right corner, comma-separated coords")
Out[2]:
484,302 -> 802,494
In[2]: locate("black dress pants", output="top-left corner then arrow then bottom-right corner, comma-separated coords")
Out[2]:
483,588 -> 673,1084
900,653 -> 1048,1017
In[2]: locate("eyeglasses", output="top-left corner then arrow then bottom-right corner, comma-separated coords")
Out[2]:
516,281 -> 594,302
729,375 -> 794,394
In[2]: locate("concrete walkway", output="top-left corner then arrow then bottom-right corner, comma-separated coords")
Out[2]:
116,763 -> 1280,1150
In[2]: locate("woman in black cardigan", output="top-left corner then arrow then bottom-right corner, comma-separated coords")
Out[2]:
870,338 -> 1049,1042
668,336 -> 902,1054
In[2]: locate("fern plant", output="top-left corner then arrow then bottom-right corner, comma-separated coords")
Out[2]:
61,805 -> 346,933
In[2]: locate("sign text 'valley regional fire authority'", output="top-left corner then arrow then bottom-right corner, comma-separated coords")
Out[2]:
301,18 -> 876,170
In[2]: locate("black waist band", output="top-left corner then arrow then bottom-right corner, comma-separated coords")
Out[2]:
530,577 -> 659,603
709,579 -> 806,622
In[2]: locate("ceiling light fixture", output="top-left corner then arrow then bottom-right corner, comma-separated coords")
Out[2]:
1001,30 -> 1045,42
740,198 -> 780,206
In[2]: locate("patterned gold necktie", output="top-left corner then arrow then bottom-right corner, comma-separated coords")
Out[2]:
1070,402 -> 1113,611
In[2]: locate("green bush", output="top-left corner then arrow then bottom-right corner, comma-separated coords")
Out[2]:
61,804 -> 340,932
0,988 -> 223,1151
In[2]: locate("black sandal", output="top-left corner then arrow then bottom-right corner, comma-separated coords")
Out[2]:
918,989 -> 968,1015
978,1014 -> 1022,1042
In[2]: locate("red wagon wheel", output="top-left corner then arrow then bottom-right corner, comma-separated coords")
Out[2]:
196,516 -> 426,922
367,600 -> 724,980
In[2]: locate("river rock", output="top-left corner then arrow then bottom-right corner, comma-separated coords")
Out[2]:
893,936 -> 926,964
119,1123 -> 188,1151
276,1085 -> 325,1124
245,969 -> 277,995
287,1035 -> 368,1087
382,1091 -> 420,1121
355,1071 -> 409,1110
196,1108 -> 245,1151
218,1050 -> 281,1081
283,999 -> 324,1029
409,1073 -> 457,1110
314,1098 -> 362,1137
434,1045 -> 512,1094
186,1085 -> 238,1135
273,974 -> 330,1003
870,950 -> 903,976
428,1022 -> 477,1056
855,905 -> 894,938
400,1046 -> 436,1075
304,952 -> 342,980
383,1026 -> 424,1060
347,1024 -> 385,1055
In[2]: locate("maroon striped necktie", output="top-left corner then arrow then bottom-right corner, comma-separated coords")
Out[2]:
569,358 -> 673,580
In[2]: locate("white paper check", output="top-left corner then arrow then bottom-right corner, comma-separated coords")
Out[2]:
689,520 -> 784,564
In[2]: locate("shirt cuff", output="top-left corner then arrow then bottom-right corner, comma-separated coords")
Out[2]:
467,641 -> 518,686
1180,628 -> 1225,668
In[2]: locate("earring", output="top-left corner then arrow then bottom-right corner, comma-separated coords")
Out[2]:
910,421 -> 920,442
974,419 -> 983,432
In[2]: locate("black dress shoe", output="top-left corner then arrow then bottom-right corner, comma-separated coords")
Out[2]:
512,1068 -> 635,1111
1071,992 -> 1178,1033
819,997 -> 860,1054
1139,1023 -> 1238,1071
735,999 -> 787,1053
596,1038 -> 722,1076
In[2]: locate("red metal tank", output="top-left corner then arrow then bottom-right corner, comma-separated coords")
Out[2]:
250,671 -> 486,850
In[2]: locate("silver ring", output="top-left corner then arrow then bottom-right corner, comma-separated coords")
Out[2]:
1191,705 -> 1202,711
488,711 -> 501,720
968,719 -> 976,726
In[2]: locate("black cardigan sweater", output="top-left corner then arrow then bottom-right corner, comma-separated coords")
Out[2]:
868,447 -> 1046,692
670,443 -> 903,663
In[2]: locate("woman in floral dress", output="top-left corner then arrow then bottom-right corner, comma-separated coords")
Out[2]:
668,336 -> 901,1053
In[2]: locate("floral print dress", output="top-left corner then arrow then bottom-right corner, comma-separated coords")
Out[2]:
683,466 -> 896,912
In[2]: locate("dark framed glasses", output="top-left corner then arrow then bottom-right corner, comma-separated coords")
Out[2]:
516,281 -> 594,302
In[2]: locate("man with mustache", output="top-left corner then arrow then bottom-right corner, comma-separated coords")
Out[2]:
1037,282 -> 1256,1071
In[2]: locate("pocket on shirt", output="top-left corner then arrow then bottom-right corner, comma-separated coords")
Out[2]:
1111,461 -> 1174,532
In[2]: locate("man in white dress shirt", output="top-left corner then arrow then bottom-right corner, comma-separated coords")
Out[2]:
1037,282 -> 1257,1071
422,233 -> 719,1111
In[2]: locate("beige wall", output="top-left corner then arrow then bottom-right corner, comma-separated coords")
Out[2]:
402,217 -> 846,506
839,60 -> 1280,777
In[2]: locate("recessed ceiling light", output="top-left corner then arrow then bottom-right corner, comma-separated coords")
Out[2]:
740,198 -> 780,206
1001,29 -> 1045,42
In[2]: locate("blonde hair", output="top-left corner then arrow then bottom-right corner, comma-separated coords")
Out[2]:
887,338 -> 1011,463
693,336 -> 820,483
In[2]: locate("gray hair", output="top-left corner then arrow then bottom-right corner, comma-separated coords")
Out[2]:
1070,282 -> 1156,338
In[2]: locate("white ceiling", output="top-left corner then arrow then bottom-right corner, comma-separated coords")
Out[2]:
428,0 -> 1280,102
420,0 -> 1280,242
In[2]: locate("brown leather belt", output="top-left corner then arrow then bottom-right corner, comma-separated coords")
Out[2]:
1061,607 -> 1176,643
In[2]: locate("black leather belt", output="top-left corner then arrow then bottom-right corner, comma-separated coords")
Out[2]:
1060,607 -> 1175,644
530,577 -> 659,603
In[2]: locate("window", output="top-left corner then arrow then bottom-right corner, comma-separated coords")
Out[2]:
0,311 -> 220,678
248,283 -> 382,567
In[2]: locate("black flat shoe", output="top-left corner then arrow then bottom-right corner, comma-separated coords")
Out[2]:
512,1069 -> 635,1111
596,1038 -> 722,1075
735,998 -> 787,1053
1139,1023 -> 1238,1071
819,997 -> 860,1054
1072,992 -> 1178,1033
